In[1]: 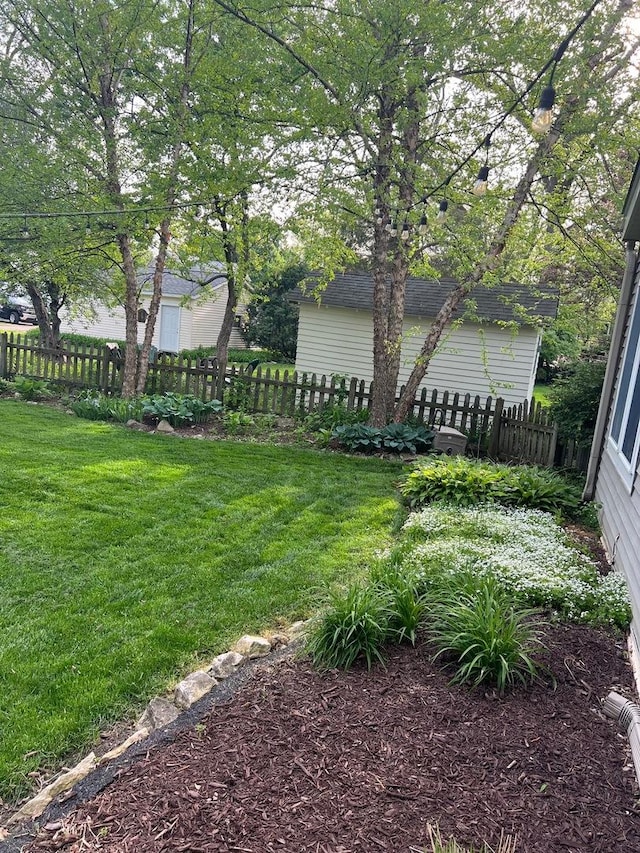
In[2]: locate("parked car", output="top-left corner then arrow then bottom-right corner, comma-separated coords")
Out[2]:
0,296 -> 37,324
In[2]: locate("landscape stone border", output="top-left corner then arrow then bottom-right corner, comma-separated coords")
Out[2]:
0,621 -> 310,851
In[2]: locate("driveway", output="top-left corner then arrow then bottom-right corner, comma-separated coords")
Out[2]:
0,321 -> 37,333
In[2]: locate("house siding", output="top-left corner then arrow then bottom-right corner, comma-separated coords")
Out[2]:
595,260 -> 640,658
295,303 -> 540,406
596,449 -> 640,654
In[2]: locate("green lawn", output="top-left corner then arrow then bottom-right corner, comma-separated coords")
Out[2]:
532,383 -> 552,407
0,401 -> 400,800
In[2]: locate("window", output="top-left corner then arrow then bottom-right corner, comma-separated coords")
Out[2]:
609,284 -> 640,484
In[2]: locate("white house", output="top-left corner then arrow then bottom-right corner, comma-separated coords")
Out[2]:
584,158 -> 640,667
291,273 -> 557,406
60,267 -> 246,353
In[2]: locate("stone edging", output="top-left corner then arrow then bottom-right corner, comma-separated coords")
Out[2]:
2,622 -> 310,835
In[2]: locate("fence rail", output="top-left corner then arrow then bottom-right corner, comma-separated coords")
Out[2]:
0,332 -> 587,471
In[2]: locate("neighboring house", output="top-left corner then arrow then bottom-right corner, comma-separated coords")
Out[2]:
60,267 -> 246,353
290,272 -> 557,406
584,158 -> 640,663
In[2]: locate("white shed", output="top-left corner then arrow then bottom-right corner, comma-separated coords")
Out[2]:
60,267 -> 246,353
291,273 -> 557,407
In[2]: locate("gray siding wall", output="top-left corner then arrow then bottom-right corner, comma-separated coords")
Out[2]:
596,449 -> 640,655
595,262 -> 640,658
295,303 -> 540,406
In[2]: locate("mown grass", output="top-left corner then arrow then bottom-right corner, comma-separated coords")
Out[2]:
0,401 -> 400,801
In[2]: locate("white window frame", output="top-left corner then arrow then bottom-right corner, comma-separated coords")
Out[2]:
607,283 -> 640,489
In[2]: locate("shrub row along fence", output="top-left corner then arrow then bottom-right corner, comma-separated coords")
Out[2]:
0,333 -> 587,470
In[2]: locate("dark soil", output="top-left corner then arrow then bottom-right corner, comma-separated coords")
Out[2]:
24,624 -> 640,853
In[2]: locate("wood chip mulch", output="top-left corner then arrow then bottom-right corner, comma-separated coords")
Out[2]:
27,625 -> 640,853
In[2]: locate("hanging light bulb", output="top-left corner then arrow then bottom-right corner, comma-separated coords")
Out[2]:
472,165 -> 489,196
418,211 -> 428,236
375,207 -> 383,225
400,221 -> 410,241
20,216 -> 29,239
532,84 -> 556,134
144,213 -> 150,230
389,219 -> 398,237
437,199 -> 448,222
85,217 -> 91,237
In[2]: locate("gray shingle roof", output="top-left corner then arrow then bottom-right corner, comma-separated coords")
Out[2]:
291,272 -> 557,323
138,265 -> 226,298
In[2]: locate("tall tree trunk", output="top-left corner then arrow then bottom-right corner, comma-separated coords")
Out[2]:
135,0 -> 195,395
25,283 -> 64,350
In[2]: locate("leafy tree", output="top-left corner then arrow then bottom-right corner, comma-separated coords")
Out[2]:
548,359 -> 607,447
212,0 -> 639,424
243,263 -> 305,360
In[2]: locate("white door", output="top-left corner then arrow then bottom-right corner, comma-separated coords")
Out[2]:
159,304 -> 180,353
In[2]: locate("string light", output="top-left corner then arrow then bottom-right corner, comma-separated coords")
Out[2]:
532,38 -> 569,135
418,211 -> 428,236
20,216 -> 29,239
472,136 -> 491,196
437,199 -> 448,222
400,221 -> 410,241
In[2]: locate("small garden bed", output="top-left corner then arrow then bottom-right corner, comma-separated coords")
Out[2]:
23,622 -> 639,853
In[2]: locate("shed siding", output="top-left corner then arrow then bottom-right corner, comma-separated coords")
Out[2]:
190,295 -> 246,349
295,304 -> 539,405
60,295 -> 181,349
60,289 -> 246,352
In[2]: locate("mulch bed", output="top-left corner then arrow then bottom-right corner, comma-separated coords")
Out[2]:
25,624 -> 640,853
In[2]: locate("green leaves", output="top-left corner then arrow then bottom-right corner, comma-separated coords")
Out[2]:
141,393 -> 223,426
400,457 -> 582,517
332,422 -> 434,454
427,576 -> 545,694
307,585 -> 392,670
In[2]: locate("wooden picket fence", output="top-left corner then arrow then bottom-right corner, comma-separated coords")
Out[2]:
0,332 -> 587,470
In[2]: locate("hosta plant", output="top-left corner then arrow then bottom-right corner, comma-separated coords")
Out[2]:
141,392 -> 222,426
400,456 -> 581,517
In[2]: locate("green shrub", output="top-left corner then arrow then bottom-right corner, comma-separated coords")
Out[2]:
307,585 -> 391,670
548,360 -> 606,447
223,410 -> 255,435
141,393 -> 222,426
400,457 -> 581,517
303,403 -> 369,432
380,423 -> 434,454
427,575 -> 545,694
332,423 -> 382,452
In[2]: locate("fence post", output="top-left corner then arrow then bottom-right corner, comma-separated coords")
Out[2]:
488,397 -> 504,458
100,346 -> 110,392
0,333 -> 7,379
547,421 -> 559,468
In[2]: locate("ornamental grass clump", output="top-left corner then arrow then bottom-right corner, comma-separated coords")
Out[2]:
372,563 -> 428,645
306,584 -> 392,670
401,505 -> 631,629
426,574 -> 545,694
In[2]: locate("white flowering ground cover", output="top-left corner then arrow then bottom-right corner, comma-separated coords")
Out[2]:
399,504 -> 631,628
